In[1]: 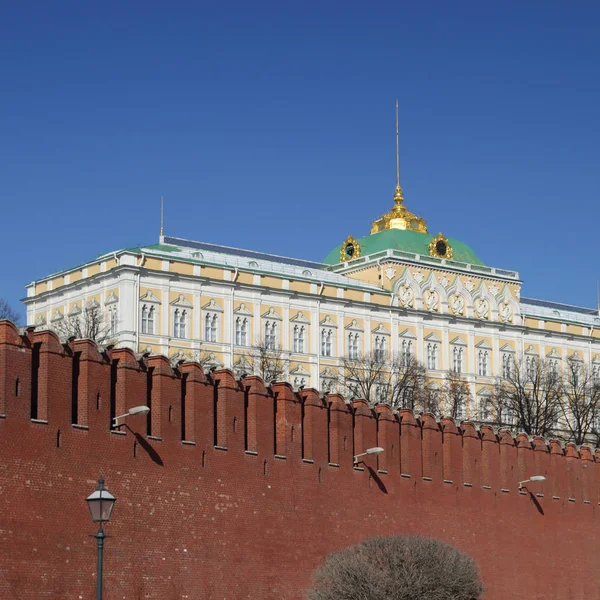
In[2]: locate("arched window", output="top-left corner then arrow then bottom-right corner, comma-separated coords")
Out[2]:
264,321 -> 277,350
293,325 -> 305,353
235,317 -> 248,346
453,346 -> 463,374
141,305 -> 155,335
374,336 -> 387,361
174,309 -> 187,339
321,328 -> 333,357
478,350 -> 488,376
400,339 -> 412,366
427,343 -> 438,370
204,313 -> 218,342
348,332 -> 360,359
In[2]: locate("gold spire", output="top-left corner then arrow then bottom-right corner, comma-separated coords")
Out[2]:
160,195 -> 164,238
370,101 -> 428,235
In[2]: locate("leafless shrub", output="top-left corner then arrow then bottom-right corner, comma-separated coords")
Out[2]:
308,535 -> 484,600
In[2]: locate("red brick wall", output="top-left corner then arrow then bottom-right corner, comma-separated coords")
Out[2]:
1,320 -> 599,600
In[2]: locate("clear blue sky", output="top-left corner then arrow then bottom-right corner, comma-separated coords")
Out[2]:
2,1 -> 599,321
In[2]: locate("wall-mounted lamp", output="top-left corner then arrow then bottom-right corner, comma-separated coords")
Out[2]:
353,447 -> 384,466
518,475 -> 546,490
113,405 -> 150,427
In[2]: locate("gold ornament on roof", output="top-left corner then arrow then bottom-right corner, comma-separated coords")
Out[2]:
370,184 -> 428,234
340,235 -> 361,263
428,233 -> 453,259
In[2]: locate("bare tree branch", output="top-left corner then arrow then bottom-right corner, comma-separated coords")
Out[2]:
0,298 -> 20,324
493,355 -> 561,437
558,357 -> 600,445
50,305 -> 115,348
250,339 -> 288,384
339,352 -> 427,409
443,371 -> 471,421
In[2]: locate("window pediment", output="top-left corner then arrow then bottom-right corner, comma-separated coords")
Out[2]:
424,332 -> 441,343
500,343 -> 515,353
450,336 -> 468,347
67,305 -> 82,317
261,307 -> 282,320
525,345 -> 539,356
320,315 -> 337,328
105,291 -> 119,305
398,328 -> 417,340
233,303 -> 253,316
372,323 -> 390,335
546,348 -> 561,359
290,311 -> 310,324
345,319 -> 363,332
290,364 -> 310,376
140,290 -> 160,304
202,298 -> 223,312
171,294 -> 193,308
475,340 -> 492,350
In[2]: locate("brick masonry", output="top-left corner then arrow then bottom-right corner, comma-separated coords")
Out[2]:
0,320 -> 598,599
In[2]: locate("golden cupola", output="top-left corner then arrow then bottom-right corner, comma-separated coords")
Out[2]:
370,183 -> 428,234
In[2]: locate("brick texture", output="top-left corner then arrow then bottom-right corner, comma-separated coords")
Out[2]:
0,320 -> 598,599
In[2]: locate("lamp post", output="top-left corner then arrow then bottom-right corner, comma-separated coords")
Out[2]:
86,478 -> 117,600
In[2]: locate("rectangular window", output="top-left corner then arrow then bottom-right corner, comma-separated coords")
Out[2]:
348,333 -> 360,360
205,313 -> 218,342
141,305 -> 155,335
174,309 -> 187,339
427,343 -> 438,370
478,350 -> 488,377
265,321 -> 277,350
293,325 -> 305,353
374,336 -> 386,362
235,317 -> 248,346
321,328 -> 333,357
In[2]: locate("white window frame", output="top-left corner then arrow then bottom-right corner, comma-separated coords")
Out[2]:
235,316 -> 249,346
293,324 -> 306,353
174,308 -> 188,339
321,327 -> 334,357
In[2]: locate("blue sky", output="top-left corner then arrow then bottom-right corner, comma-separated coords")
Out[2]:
1,1 -> 599,320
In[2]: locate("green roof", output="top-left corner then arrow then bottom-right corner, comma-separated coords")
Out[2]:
322,229 -> 484,266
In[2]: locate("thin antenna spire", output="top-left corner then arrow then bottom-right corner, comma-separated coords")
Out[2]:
160,196 -> 164,238
395,99 -> 400,187
597,280 -> 599,314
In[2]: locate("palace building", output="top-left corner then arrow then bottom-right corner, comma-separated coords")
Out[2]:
23,176 -> 600,420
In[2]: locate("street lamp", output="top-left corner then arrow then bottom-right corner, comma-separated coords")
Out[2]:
86,478 -> 117,600
113,405 -> 150,428
353,446 -> 384,466
518,475 -> 546,490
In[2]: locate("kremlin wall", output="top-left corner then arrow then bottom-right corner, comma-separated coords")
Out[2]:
1,319 -> 599,599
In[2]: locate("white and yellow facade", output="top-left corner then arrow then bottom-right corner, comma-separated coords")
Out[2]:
24,182 -> 600,419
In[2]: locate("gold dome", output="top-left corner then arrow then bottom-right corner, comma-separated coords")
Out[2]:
370,184 -> 428,234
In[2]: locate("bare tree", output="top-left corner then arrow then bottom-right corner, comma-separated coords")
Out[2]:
388,354 -> 428,411
493,355 -> 562,437
250,339 -> 288,384
51,305 -> 115,348
443,371 -> 471,421
339,352 -> 427,409
339,352 -> 389,404
558,357 -> 600,445
308,535 -> 484,600
0,298 -> 20,324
